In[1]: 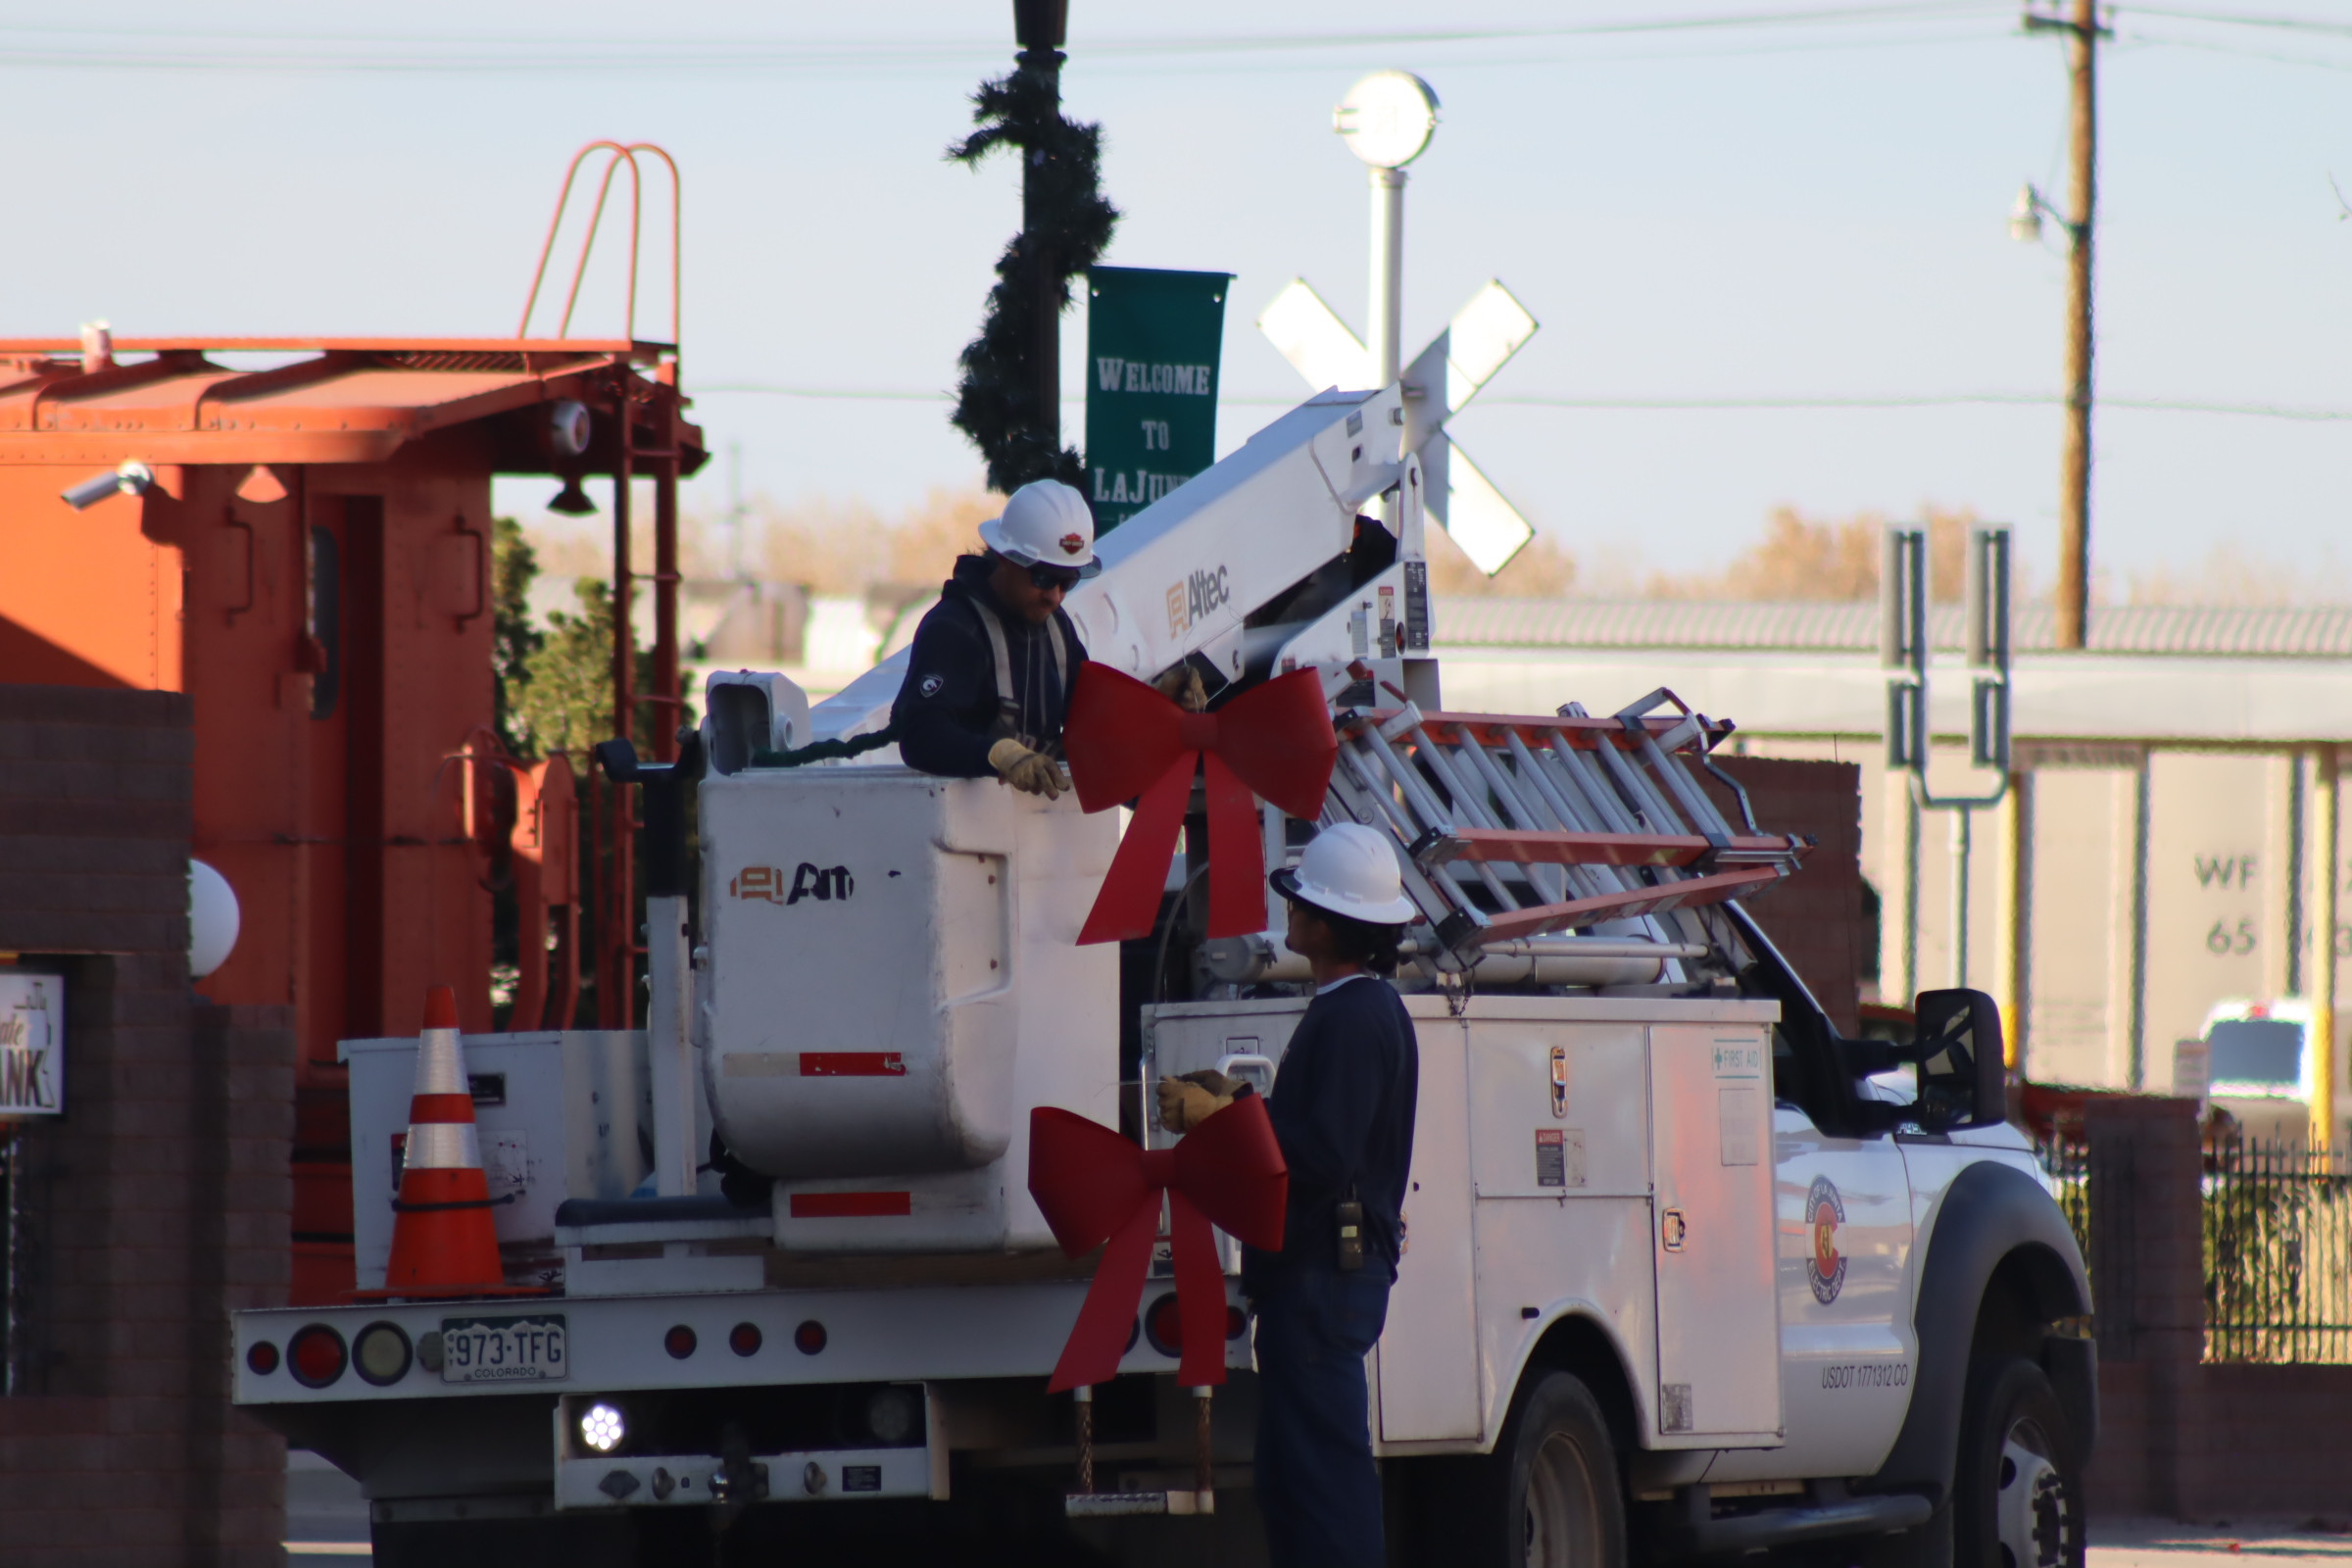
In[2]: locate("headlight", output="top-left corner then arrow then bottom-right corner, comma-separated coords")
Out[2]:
579,1401 -> 626,1454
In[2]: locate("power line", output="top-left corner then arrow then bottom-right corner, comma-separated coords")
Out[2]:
2131,5 -> 2352,40
3,6 -> 2348,77
0,5 -> 2030,74
2124,28 -> 2352,72
692,383 -> 2352,421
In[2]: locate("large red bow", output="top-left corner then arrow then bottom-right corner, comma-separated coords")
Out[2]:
1063,665 -> 1337,945
1028,1099 -> 1288,1391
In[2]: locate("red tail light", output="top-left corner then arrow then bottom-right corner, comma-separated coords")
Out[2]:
1143,1293 -> 1184,1358
729,1323 -> 762,1357
246,1341 -> 280,1376
287,1325 -> 347,1389
663,1325 -> 697,1360
794,1320 -> 827,1355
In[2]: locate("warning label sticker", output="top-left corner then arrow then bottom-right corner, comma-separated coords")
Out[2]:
1534,1128 -> 1586,1189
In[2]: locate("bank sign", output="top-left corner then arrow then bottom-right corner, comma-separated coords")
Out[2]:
1083,267 -> 1231,532
0,973 -> 64,1118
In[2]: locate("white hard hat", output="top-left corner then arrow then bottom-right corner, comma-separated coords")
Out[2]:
1271,822 -> 1417,925
977,479 -> 1102,577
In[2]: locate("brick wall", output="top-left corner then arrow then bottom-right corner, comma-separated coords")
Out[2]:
0,685 -> 290,1566
1700,757 -> 1865,1035
2080,1097 -> 2352,1518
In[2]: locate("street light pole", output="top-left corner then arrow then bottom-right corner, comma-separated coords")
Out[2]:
1335,71 -> 1439,396
1369,168 -> 1405,388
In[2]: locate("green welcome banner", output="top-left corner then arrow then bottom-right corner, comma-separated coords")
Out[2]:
1083,267 -> 1232,532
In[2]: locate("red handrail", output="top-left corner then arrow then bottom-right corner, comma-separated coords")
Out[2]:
517,141 -> 682,358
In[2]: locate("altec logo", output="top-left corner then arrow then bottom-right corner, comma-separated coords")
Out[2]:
1164,564 -> 1232,637
730,864 -> 854,906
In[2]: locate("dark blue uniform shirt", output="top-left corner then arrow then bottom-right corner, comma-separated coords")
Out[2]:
890,555 -> 1087,777
1244,974 -> 1419,1292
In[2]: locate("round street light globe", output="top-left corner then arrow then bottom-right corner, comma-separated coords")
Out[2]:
189,859 -> 241,980
1333,72 -> 1440,170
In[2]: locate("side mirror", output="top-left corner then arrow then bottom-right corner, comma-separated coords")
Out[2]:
1912,988 -> 2007,1130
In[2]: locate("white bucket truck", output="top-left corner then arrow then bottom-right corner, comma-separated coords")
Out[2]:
232,389 -> 2093,1568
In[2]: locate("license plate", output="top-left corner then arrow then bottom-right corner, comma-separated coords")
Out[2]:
440,1314 -> 567,1384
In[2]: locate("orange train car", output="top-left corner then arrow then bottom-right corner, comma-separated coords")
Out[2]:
0,331 -> 703,1299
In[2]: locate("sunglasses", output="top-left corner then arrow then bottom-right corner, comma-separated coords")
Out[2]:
1026,564 -> 1083,593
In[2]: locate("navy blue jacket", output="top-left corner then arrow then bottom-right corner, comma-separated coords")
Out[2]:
891,555 -> 1087,777
1243,975 -> 1419,1291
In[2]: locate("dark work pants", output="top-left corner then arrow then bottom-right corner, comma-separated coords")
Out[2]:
1251,1266 -> 1393,1568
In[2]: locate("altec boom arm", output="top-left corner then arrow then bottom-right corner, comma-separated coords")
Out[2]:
810,386 -> 1423,745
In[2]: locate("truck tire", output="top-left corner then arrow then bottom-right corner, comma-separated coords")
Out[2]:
1483,1370 -> 1628,1568
1953,1357 -> 2083,1568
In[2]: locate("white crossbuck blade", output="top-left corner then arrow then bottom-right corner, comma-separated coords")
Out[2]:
1255,278 -> 1540,575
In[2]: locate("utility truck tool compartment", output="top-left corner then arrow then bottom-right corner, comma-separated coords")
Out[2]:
1145,995 -> 1783,1452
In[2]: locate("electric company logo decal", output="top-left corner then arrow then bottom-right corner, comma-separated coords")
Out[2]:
1163,564 -> 1232,637
1805,1175 -> 1847,1304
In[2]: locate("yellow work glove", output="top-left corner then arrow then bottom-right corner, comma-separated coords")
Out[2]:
1154,1069 -> 1240,1135
1152,662 -> 1208,713
987,737 -> 1069,800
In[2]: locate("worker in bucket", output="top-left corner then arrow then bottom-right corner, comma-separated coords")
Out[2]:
892,477 -> 1204,796
1157,822 -> 1419,1568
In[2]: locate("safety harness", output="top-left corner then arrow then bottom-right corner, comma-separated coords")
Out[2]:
967,594 -> 1069,752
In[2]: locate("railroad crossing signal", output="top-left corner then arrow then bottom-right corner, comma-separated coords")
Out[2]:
1258,278 -> 1539,574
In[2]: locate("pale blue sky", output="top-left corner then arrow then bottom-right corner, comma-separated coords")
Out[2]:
7,2 -> 2351,594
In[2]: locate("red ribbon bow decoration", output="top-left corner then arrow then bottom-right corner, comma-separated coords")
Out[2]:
1063,664 -> 1338,945
1028,1099 -> 1288,1391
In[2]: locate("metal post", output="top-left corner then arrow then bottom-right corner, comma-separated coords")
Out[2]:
1994,770 -> 2032,1071
1191,1386 -> 1216,1512
2110,756 -> 2150,1090
2271,751 -> 2306,1001
606,405 -> 637,1028
1884,772 -> 1920,1006
1369,168 -> 1405,388
1071,1384 -> 1094,1495
2312,745 -> 2338,1151
645,893 -> 697,1196
652,450 -> 680,765
1951,808 -> 1972,990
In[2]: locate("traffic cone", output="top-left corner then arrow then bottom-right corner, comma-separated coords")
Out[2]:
353,985 -> 544,1300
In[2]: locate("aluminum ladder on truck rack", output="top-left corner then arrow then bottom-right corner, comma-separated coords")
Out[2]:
1323,685 -> 1812,959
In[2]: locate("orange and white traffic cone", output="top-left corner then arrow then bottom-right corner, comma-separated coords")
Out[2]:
353,985 -> 544,1300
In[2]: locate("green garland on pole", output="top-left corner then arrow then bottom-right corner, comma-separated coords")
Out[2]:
948,63 -> 1119,496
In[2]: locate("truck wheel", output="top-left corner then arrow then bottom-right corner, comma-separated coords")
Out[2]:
1494,1371 -> 1627,1568
1953,1357 -> 2083,1568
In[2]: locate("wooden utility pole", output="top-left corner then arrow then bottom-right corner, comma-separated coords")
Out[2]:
1014,0 -> 1068,454
2028,0 -> 2107,649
